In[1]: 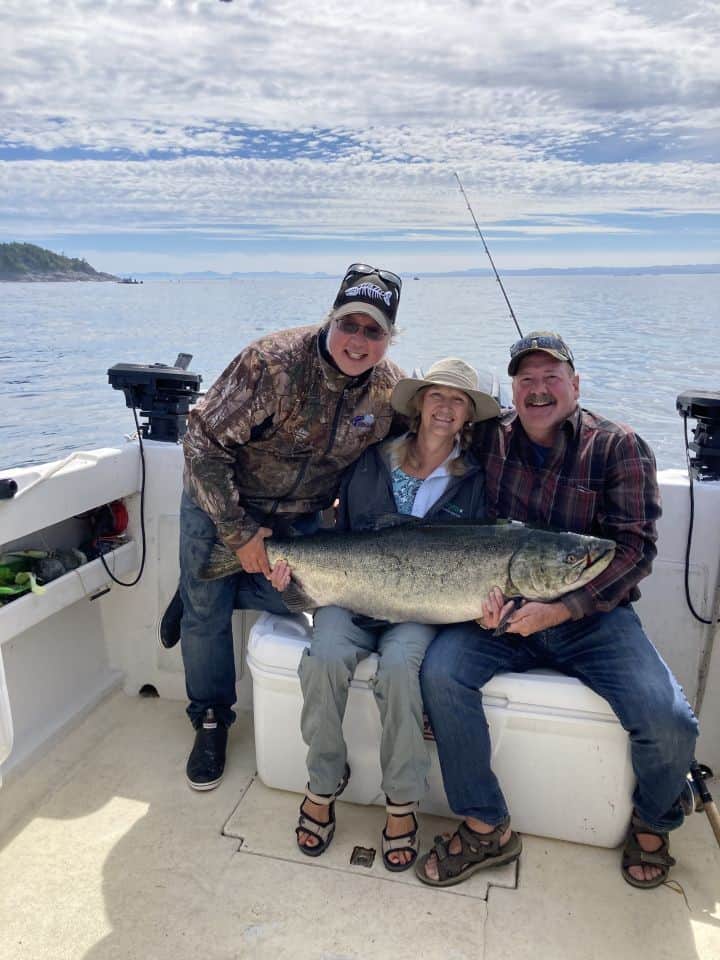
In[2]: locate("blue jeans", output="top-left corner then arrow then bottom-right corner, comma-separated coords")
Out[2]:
179,492 -> 318,727
421,606 -> 699,833
298,606 -> 436,801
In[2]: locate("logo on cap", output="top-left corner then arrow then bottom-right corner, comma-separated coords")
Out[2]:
344,282 -> 393,307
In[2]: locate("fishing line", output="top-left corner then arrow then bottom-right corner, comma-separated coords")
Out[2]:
453,171 -> 523,338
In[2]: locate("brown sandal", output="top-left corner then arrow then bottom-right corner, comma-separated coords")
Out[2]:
621,814 -> 675,889
415,818 -> 522,887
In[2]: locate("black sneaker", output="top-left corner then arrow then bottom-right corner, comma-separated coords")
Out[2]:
186,708 -> 228,791
158,587 -> 183,649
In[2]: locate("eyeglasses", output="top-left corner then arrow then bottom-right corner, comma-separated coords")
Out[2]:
334,316 -> 389,342
344,263 -> 402,292
509,334 -> 574,364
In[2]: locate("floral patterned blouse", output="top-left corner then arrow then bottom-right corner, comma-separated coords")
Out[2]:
391,467 -> 424,515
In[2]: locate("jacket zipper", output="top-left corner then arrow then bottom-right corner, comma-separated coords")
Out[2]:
322,388 -> 348,456
269,388 -> 348,515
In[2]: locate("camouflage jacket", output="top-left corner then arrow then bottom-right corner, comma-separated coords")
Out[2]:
183,324 -> 404,551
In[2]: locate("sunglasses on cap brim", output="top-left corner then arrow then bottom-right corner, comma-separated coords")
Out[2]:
343,263 -> 402,291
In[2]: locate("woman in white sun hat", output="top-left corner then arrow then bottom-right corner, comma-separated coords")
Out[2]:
272,357 -> 501,871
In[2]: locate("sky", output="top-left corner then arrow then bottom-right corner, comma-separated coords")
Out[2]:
2,0 -> 720,275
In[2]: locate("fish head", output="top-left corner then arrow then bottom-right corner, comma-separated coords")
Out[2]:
509,530 -> 616,600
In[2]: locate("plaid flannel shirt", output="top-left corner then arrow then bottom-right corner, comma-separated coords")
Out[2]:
472,405 -> 661,619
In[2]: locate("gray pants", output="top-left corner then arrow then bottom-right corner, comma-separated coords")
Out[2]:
298,605 -> 436,802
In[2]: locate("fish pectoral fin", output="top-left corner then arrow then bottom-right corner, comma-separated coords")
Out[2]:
198,541 -> 237,581
369,512 -> 419,531
281,580 -> 316,614
493,598 -> 524,637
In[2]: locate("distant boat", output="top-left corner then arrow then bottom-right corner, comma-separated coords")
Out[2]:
118,277 -> 142,284
413,276 -> 420,280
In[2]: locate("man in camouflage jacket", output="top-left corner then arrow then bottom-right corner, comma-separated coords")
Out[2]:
162,264 -> 405,790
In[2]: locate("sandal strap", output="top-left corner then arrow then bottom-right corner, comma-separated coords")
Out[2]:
629,849 -> 676,868
304,763 -> 351,807
457,818 -> 510,857
296,811 -> 334,843
630,813 -> 670,837
386,801 -> 418,817
382,830 -> 419,854
304,787 -> 334,806
432,833 -> 451,862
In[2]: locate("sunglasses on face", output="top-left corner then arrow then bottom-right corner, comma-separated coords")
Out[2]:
334,316 -> 388,342
343,263 -> 403,292
510,334 -> 574,364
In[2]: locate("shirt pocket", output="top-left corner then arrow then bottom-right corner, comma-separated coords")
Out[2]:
551,479 -> 598,534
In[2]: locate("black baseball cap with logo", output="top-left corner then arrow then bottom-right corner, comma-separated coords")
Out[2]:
331,263 -> 402,332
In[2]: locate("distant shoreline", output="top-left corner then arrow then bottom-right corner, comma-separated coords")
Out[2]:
127,264 -> 720,282
3,265 -> 719,283
0,274 -> 118,283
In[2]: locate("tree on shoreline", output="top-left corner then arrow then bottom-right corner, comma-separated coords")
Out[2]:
0,242 -> 117,281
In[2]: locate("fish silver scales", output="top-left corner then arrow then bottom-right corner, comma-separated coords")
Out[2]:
200,521 -> 616,625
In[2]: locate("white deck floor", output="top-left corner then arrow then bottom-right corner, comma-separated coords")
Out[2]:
1,691 -> 719,960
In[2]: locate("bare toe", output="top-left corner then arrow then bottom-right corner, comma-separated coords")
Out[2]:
423,852 -> 439,881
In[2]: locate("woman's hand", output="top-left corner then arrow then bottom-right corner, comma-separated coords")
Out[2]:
235,527 -> 273,577
476,586 -> 515,630
268,558 -> 292,593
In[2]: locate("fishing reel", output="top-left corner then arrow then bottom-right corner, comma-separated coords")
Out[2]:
679,761 -> 714,815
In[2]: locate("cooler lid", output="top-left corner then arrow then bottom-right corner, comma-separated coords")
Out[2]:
482,669 -> 617,719
248,613 -> 620,720
247,612 -> 376,682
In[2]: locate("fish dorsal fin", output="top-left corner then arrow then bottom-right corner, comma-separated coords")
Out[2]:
281,579 -> 317,614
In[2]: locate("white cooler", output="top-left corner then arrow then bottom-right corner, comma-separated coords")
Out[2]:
247,612 -> 635,848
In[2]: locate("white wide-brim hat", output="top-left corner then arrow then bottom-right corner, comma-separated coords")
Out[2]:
391,357 -> 501,422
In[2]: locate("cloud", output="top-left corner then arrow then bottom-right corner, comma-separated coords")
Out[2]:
1,0 -> 719,268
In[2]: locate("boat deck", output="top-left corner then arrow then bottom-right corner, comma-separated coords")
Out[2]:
1,690 -> 719,960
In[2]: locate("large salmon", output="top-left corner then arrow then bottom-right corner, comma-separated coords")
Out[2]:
199,521 -> 615,625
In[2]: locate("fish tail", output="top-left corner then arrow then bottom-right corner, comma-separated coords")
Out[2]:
198,542 -> 241,581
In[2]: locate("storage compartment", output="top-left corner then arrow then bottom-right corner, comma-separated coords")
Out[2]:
247,612 -> 635,848
0,541 -> 139,642
0,646 -> 12,781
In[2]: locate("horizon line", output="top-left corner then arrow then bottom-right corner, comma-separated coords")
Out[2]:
127,263 -> 720,280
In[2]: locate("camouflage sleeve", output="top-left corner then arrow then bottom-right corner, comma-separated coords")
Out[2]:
183,344 -> 278,551
560,431 -> 661,619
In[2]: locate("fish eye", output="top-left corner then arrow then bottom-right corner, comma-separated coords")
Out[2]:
565,553 -> 579,564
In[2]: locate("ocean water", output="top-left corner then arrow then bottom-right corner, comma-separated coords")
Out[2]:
1,274 -> 718,471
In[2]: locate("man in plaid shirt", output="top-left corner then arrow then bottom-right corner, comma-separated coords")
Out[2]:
416,331 -> 698,891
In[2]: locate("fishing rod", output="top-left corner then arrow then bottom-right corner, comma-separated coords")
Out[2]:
454,171 -> 523,338
453,170 -> 720,853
